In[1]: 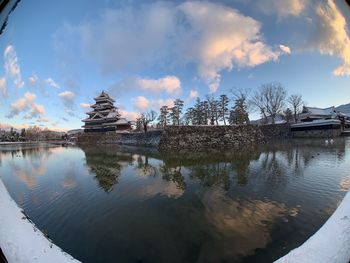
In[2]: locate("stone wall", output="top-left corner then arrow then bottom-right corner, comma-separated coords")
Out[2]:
115,130 -> 163,147
259,123 -> 291,139
78,124 -> 292,150
158,125 -> 266,151
77,130 -> 163,147
77,131 -> 121,144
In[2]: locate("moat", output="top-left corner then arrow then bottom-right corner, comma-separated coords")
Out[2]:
1,138 -> 350,263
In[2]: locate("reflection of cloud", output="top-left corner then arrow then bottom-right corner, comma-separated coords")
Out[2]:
339,177 -> 350,192
61,176 -> 77,189
13,169 -> 37,189
32,163 -> 47,176
201,189 -> 297,259
139,180 -> 184,199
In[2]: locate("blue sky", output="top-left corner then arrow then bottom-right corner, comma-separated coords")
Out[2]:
0,0 -> 349,131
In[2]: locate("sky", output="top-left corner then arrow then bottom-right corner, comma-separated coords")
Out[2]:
0,0 -> 349,131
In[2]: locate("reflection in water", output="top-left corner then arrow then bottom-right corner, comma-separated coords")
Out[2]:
0,138 -> 349,263
82,146 -> 134,192
201,189 -> 296,261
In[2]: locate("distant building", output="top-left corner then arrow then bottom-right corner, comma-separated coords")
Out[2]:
82,91 -> 132,132
298,106 -> 337,122
291,106 -> 350,137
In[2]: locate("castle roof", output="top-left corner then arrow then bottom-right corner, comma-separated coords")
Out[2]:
93,91 -> 115,102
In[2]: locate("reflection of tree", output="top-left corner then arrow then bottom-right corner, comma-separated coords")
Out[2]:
159,163 -> 186,191
160,149 -> 260,190
189,163 -> 230,190
136,155 -> 157,177
81,146 -> 133,192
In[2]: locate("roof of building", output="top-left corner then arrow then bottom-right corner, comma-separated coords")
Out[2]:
303,106 -> 336,116
93,91 -> 115,102
106,111 -> 120,118
116,118 -> 129,124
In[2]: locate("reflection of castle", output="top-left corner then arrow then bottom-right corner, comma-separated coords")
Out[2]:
81,146 -> 133,192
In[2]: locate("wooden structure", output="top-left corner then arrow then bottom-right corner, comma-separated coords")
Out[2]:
82,91 -> 131,132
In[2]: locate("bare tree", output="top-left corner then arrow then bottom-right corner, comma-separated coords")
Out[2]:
251,83 -> 287,124
250,91 -> 268,123
288,94 -> 303,123
140,110 -> 157,132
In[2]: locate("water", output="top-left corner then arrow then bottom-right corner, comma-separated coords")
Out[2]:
1,138 -> 350,263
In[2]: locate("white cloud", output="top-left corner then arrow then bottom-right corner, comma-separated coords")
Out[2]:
130,96 -> 174,112
6,92 -> 46,119
4,45 -> 24,88
136,76 -> 181,95
58,90 -> 75,109
312,0 -> 350,76
0,77 -> 7,97
132,96 -> 150,111
80,103 -> 91,110
119,109 -> 139,121
151,98 -> 174,110
57,1 -> 283,93
28,74 -> 38,87
109,75 -> 182,98
45,78 -> 60,89
189,89 -> 198,98
279,44 -> 291,54
257,0 -> 308,17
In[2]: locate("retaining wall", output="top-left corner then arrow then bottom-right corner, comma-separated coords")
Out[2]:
158,125 -> 266,151
78,124 -> 291,150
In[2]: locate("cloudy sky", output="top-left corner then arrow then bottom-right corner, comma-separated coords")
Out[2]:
0,0 -> 349,131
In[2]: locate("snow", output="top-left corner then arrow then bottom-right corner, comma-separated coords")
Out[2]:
304,106 -> 336,116
275,189 -> 350,263
0,180 -> 80,263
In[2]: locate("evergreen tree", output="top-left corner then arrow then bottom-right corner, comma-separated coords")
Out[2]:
184,107 -> 194,125
283,108 -> 293,123
158,106 -> 169,128
193,98 -> 202,125
206,95 -> 219,125
219,94 -> 229,125
231,98 -> 249,124
173,99 -> 184,125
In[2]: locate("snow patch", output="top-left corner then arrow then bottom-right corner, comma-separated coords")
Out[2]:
275,190 -> 350,263
0,180 -> 80,263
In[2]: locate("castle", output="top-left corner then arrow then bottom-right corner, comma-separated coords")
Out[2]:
82,91 -> 131,132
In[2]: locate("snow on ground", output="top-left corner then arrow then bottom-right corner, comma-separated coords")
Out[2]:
275,189 -> 350,263
0,179 -> 80,263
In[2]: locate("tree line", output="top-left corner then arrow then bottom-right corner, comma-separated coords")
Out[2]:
136,82 -> 304,132
0,126 -> 67,142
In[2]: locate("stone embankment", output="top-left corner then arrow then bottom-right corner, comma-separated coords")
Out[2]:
158,125 -> 265,151
77,130 -> 162,147
77,124 -> 291,150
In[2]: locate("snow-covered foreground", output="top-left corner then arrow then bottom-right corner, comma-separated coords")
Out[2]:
275,189 -> 350,263
0,180 -> 80,263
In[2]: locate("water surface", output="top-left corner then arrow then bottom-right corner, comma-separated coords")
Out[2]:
1,139 -> 350,263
